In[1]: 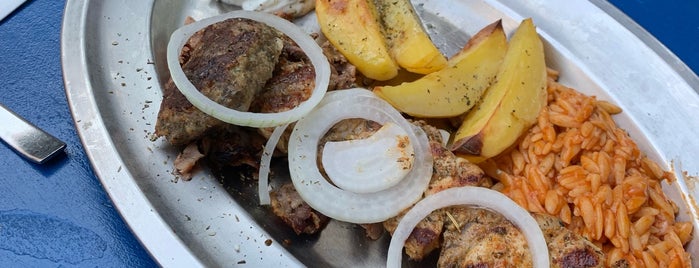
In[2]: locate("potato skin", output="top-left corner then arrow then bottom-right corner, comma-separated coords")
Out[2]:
451,18 -> 547,161
315,0 -> 398,81
376,0 -> 446,74
373,20 -> 507,118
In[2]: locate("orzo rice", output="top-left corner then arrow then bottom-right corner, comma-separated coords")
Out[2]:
488,75 -> 693,267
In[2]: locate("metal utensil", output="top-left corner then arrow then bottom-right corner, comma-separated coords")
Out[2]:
0,103 -> 66,164
0,0 -> 28,22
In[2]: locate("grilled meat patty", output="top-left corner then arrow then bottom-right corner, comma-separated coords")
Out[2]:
250,35 -> 315,114
155,18 -> 284,146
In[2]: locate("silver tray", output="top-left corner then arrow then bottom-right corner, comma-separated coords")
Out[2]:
61,0 -> 699,266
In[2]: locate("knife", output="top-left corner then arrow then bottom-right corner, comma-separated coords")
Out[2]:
0,0 -> 28,22
0,103 -> 66,164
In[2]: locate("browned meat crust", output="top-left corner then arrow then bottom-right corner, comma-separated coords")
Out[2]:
155,18 -> 284,146
438,207 -> 533,267
251,35 -> 315,114
320,40 -> 357,91
383,121 -> 491,261
436,209 -> 605,268
200,125 -> 267,170
255,40 -> 358,154
270,183 -> 330,235
252,34 -> 317,154
360,223 -> 385,240
385,208 -> 446,260
533,213 -> 605,268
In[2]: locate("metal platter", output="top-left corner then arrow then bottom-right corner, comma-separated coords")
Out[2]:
61,0 -> 699,266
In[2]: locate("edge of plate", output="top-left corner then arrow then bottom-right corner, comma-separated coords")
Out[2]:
60,0 -> 205,266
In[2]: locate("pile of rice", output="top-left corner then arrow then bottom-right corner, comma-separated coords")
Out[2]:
489,72 -> 693,267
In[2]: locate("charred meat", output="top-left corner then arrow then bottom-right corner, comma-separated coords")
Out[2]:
533,213 -> 605,268
200,125 -> 267,171
155,18 -> 285,146
270,182 -> 330,235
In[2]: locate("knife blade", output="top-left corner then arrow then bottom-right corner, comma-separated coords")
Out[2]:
0,0 -> 28,22
0,103 -> 66,164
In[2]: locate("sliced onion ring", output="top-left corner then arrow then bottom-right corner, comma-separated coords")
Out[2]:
386,186 -> 550,268
288,88 -> 433,224
258,123 -> 290,205
321,122 -> 414,193
166,10 -> 330,128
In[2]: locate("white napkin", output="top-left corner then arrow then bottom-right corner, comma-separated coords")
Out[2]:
0,0 -> 27,22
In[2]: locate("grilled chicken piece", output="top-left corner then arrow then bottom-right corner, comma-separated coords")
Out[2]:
533,213 -> 605,268
383,121 -> 491,261
385,208 -> 446,260
438,208 -> 605,268
270,182 -> 329,235
155,18 -> 284,146
439,207 -> 533,267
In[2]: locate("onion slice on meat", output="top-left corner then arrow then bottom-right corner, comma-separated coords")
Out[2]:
288,88 -> 433,224
258,123 -> 289,205
321,122 -> 414,193
386,186 -> 550,268
166,10 -> 330,128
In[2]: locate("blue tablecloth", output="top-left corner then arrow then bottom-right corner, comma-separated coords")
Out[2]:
0,0 -> 696,266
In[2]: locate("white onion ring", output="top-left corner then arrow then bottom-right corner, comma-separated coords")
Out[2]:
386,186 -> 550,268
258,123 -> 289,205
287,88 -> 433,224
166,10 -> 330,128
321,122 -> 414,194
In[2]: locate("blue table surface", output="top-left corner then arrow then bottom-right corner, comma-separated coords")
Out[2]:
0,0 -> 697,266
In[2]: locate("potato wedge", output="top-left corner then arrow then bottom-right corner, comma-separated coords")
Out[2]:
450,18 -> 547,161
315,0 -> 398,81
376,0 -> 446,74
373,20 -> 507,118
